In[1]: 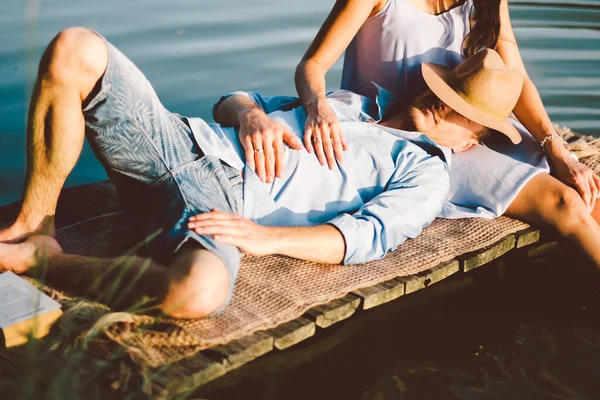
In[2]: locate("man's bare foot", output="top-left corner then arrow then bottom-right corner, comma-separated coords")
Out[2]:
0,235 -> 62,274
0,217 -> 56,244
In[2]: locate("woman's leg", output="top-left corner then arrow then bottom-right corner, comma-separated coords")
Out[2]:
592,200 -> 600,223
506,173 -> 600,268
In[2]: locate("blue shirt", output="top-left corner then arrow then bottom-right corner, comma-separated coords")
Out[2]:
184,89 -> 451,265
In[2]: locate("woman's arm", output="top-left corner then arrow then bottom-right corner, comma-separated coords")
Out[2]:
295,0 -> 383,168
496,0 -> 600,209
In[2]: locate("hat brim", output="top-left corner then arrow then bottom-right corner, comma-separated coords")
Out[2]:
421,63 -> 522,144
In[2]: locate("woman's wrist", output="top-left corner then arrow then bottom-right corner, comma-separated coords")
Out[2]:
543,133 -> 570,161
304,94 -> 328,115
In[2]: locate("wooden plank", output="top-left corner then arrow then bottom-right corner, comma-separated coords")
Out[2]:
0,181 -> 122,230
268,317 -> 316,350
462,235 -> 516,272
204,331 -> 274,368
353,279 -> 405,310
515,228 -> 541,249
304,294 -> 361,328
527,241 -> 560,259
397,260 -> 460,295
158,353 -> 227,392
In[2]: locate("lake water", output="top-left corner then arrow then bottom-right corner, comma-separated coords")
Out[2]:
0,0 -> 599,206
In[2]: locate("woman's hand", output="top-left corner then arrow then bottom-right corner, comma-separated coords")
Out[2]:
239,108 -> 304,183
547,141 -> 600,212
188,210 -> 279,257
303,99 -> 347,169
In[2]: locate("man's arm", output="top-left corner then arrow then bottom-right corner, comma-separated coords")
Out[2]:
188,152 -> 449,265
328,156 -> 449,265
213,93 -> 303,183
187,210 -> 345,264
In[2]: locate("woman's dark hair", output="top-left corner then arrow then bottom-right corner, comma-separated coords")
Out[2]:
462,0 -> 502,58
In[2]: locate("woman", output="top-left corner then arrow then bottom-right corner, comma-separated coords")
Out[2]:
226,0 -> 600,267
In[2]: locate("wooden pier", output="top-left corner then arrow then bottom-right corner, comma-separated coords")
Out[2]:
0,180 -> 562,397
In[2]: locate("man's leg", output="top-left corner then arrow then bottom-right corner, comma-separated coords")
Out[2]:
0,27 -> 108,243
0,27 -> 241,316
506,173 -> 600,268
0,236 -> 230,318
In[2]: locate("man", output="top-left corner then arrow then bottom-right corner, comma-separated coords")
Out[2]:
0,28 -> 522,318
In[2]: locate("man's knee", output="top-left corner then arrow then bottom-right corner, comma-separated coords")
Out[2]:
161,251 -> 231,319
41,27 -> 108,86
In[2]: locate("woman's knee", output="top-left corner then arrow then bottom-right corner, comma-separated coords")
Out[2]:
552,185 -> 587,218
40,27 -> 108,86
508,174 -> 588,227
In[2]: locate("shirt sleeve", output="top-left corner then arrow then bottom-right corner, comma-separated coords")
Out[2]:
327,156 -> 450,265
212,91 -> 300,120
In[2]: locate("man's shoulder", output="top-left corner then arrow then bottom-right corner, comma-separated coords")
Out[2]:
326,90 -> 379,120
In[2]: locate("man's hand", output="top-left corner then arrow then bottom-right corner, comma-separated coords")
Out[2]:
304,98 -> 348,169
239,109 -> 303,183
188,210 -> 279,256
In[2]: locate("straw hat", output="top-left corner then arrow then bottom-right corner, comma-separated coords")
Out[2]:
422,49 -> 524,144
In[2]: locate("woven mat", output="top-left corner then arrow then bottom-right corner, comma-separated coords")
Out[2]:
44,126 -> 600,368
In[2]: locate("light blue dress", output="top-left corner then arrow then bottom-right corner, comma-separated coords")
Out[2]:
341,0 -> 550,218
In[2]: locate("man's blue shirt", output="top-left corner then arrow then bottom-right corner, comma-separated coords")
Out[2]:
184,89 -> 451,265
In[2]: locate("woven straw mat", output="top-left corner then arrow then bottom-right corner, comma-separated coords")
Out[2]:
47,126 -> 600,368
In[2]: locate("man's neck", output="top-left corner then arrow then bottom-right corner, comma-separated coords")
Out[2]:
377,109 -> 444,146
377,110 -> 413,132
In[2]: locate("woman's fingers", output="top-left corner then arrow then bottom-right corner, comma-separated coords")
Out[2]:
282,130 -> 304,150
304,119 -> 346,168
312,129 -> 327,167
575,174 -> 593,211
594,174 -> 600,199
339,123 -> 348,151
589,172 -> 599,211
320,123 -> 336,169
330,123 -> 345,163
304,126 -> 315,154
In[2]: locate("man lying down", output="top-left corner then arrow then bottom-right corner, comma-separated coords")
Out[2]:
0,28 -> 523,318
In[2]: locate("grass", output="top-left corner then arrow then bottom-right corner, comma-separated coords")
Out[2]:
0,230 -> 199,400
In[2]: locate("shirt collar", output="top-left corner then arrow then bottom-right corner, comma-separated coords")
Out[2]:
371,82 -> 453,170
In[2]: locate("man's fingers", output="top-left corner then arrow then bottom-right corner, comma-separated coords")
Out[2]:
191,223 -> 247,237
189,210 -> 239,222
274,138 -> 285,178
251,134 -> 266,182
330,124 -> 345,163
320,124 -> 335,169
243,135 -> 255,171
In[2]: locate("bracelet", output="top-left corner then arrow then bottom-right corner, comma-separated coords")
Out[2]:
540,133 -> 565,153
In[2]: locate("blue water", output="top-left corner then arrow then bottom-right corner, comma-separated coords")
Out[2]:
0,0 -> 599,206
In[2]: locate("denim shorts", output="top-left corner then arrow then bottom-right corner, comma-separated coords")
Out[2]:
82,35 -> 243,309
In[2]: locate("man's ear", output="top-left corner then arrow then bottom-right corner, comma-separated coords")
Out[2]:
453,138 -> 479,153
